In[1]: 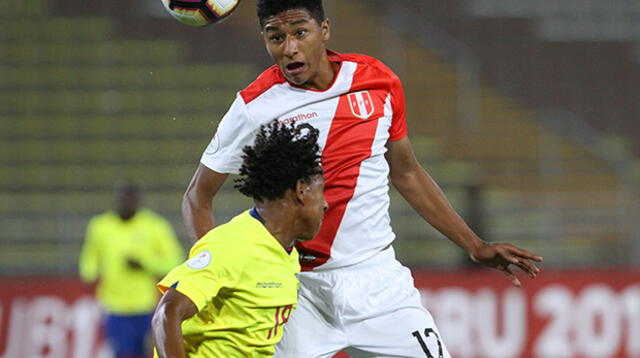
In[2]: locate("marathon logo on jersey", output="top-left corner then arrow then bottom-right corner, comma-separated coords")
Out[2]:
256,281 -> 283,288
348,91 -> 375,119
280,111 -> 318,125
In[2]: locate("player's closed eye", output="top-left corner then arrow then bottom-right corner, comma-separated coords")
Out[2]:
269,35 -> 284,43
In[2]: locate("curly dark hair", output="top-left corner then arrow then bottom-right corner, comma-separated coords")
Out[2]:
256,0 -> 325,28
235,121 -> 322,202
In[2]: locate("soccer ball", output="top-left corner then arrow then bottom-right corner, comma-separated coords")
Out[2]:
161,0 -> 240,27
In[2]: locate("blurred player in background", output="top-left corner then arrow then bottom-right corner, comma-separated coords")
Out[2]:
79,181 -> 184,358
181,0 -> 543,357
152,121 -> 327,358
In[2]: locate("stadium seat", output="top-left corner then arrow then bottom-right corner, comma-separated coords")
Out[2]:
1,18 -> 114,42
3,0 -> 51,18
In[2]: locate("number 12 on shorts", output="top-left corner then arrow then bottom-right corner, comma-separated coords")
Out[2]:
267,305 -> 293,339
412,328 -> 443,358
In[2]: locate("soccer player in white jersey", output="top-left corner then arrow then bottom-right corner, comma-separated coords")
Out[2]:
182,0 -> 543,357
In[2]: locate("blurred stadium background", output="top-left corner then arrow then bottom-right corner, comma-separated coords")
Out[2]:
1,0 -> 639,357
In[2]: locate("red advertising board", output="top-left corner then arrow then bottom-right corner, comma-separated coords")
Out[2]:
1,270 -> 638,358
412,269 -> 640,358
0,278 -> 109,358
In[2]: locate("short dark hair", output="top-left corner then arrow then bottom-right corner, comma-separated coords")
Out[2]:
257,0 -> 325,28
235,121 -> 322,202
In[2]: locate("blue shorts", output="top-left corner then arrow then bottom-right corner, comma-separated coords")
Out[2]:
105,312 -> 153,357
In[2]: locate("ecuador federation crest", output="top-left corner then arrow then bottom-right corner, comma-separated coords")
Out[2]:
347,91 -> 375,119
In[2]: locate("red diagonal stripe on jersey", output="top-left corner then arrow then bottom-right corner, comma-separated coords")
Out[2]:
296,93 -> 380,271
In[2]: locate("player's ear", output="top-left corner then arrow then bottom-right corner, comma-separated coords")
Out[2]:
321,18 -> 330,42
294,179 -> 309,205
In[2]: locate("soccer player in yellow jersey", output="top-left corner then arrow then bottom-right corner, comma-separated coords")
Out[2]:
152,121 -> 327,358
79,181 -> 184,358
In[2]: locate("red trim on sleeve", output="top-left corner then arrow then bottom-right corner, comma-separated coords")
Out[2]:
239,66 -> 287,104
388,76 -> 408,140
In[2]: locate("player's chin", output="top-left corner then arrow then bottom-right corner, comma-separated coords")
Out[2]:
298,226 -> 321,242
285,75 -> 306,87
296,233 -> 315,242
282,69 -> 307,86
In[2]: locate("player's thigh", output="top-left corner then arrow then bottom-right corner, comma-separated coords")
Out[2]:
274,293 -> 347,358
105,313 -> 152,356
346,306 -> 451,358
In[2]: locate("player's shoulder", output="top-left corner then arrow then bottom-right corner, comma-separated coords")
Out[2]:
239,65 -> 287,104
190,212 -> 262,268
135,208 -> 168,223
338,52 -> 385,68
89,211 -> 118,226
198,211 -> 261,248
338,52 -> 400,81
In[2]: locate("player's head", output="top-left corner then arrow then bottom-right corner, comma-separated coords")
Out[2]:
113,180 -> 141,220
235,120 -> 327,240
257,0 -> 331,89
257,0 -> 325,28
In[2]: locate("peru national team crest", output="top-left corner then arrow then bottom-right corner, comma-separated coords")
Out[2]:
347,91 -> 375,119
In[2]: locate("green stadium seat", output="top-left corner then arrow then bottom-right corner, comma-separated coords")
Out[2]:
1,115 -> 218,140
426,161 -> 480,186
0,0 -> 51,18
0,89 -> 233,115
0,18 -> 114,42
409,136 -> 443,161
1,41 -> 186,66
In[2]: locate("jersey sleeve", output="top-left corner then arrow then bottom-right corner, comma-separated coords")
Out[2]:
157,236 -> 246,311
78,218 -> 99,284
138,216 -> 184,277
200,94 -> 260,174
388,75 -> 408,141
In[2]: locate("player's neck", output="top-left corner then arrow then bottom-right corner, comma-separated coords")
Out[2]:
255,204 -> 297,250
117,209 -> 137,221
301,55 -> 339,91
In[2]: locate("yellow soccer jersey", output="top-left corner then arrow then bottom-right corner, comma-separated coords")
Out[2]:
79,209 -> 184,314
156,209 -> 301,358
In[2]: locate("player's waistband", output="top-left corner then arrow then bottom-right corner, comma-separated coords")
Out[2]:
331,244 -> 396,273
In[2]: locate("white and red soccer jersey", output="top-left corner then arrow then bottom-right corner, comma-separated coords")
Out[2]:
201,51 -> 407,271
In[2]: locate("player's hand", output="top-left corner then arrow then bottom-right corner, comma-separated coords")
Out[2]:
469,242 -> 543,286
126,257 -> 144,271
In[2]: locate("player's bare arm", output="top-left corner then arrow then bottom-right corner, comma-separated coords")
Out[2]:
182,164 -> 228,242
385,136 -> 542,286
152,287 -> 198,358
